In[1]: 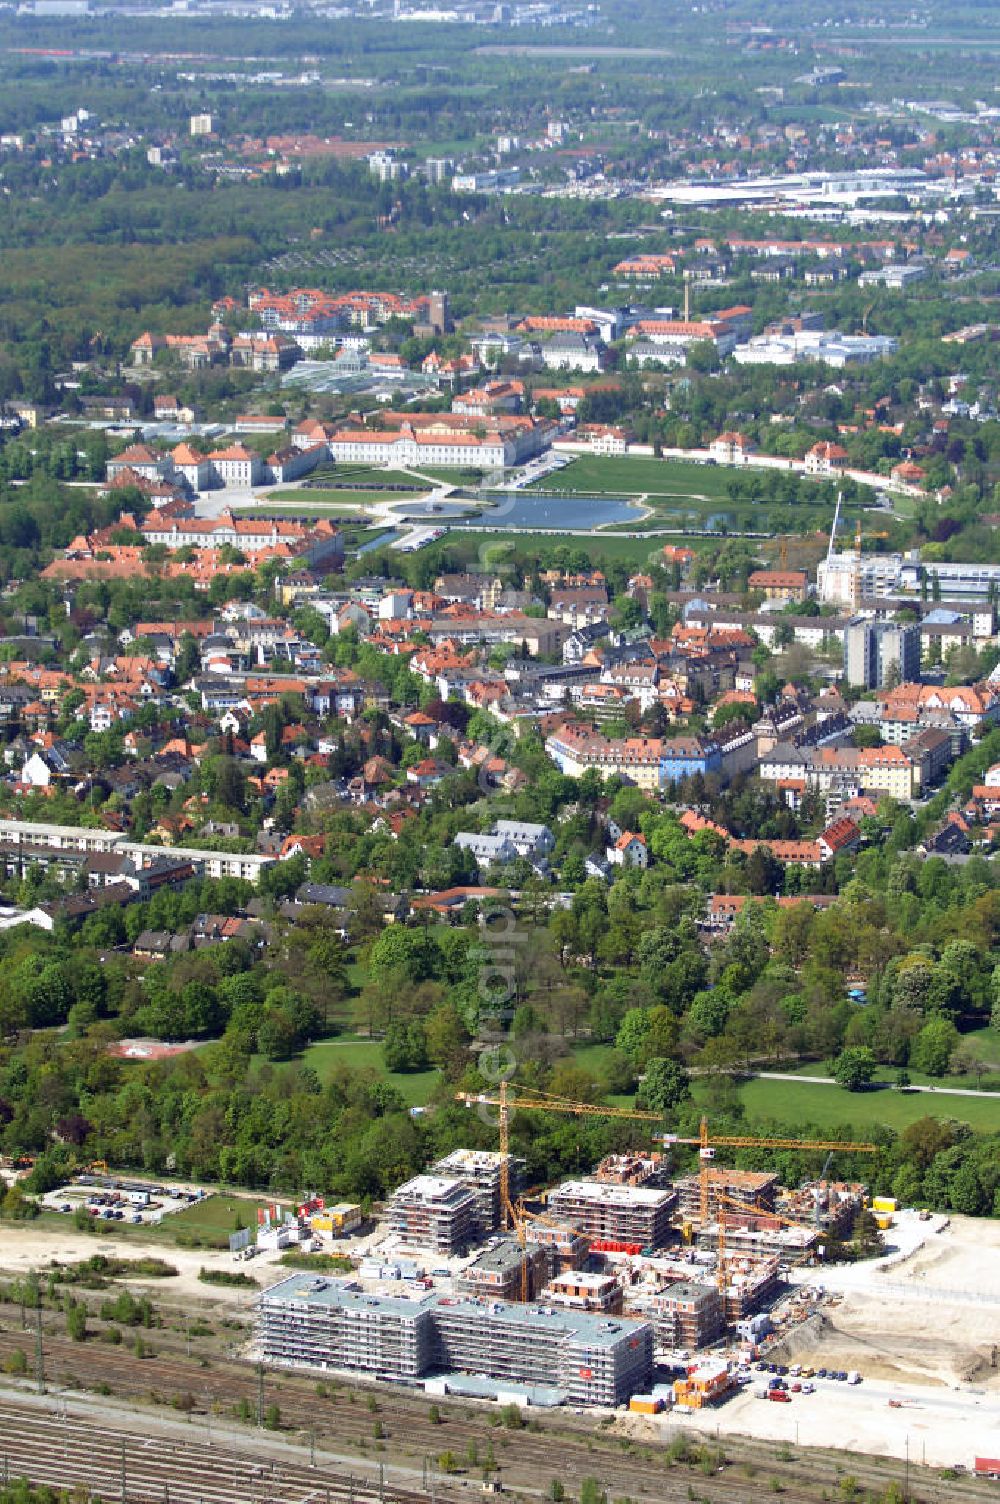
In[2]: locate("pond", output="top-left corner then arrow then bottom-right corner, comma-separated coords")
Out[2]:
454,492 -> 640,531
357,529 -> 404,554
390,500 -> 478,520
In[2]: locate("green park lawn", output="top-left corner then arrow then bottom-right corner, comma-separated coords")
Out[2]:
446,530 -> 678,569
532,455 -> 739,501
717,1075 -> 1000,1136
302,1036 -> 442,1107
236,497 -> 414,515
166,1194 -> 274,1243
568,1041 -> 1000,1134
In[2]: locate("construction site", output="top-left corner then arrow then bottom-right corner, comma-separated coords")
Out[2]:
255,1089 -> 882,1413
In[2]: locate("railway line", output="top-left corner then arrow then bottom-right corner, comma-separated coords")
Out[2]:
0,1309 -> 996,1504
0,1396 -> 437,1504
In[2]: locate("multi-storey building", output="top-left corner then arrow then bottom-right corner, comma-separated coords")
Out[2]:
844,619 -> 920,689
546,1181 -> 677,1250
387,1175 -> 478,1254
457,1238 -> 548,1303
260,1275 -> 654,1407
430,1296 -> 653,1407
543,1271 -> 624,1315
647,1281 -> 725,1351
429,1150 -> 518,1237
674,1168 -> 779,1224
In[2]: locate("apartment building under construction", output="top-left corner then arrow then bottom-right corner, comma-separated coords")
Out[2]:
387,1174 -> 477,1254
675,1168 -> 779,1223
590,1153 -> 669,1188
723,1255 -> 780,1321
780,1180 -> 865,1240
458,1237 -> 549,1302
543,1270 -> 624,1315
430,1149 -> 517,1237
259,1273 -> 654,1407
260,1275 -> 432,1381
523,1219 -> 591,1272
646,1281 -> 725,1351
547,1180 -> 677,1249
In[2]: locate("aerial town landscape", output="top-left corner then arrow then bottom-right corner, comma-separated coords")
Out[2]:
1,0 -> 1000,1501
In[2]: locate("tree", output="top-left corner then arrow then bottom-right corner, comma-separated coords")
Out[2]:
637,1057 -> 690,1113
424,1002 -> 471,1076
382,1020 -> 428,1073
746,845 -> 783,897
833,1046 -> 876,1092
910,1017 -> 959,1078
65,1300 -> 88,1342
1,1183 -> 39,1221
213,757 -> 246,813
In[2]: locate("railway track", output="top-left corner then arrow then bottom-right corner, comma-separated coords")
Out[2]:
0,1396 -> 436,1504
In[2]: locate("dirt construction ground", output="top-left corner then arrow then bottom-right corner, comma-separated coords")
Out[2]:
0,1221 -> 292,1308
786,1217 -> 1000,1392
636,1214 -> 1000,1471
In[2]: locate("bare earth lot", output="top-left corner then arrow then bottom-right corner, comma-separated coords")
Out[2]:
637,1215 -> 1000,1470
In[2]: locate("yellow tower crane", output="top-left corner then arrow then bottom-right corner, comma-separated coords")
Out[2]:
457,1085 -> 878,1235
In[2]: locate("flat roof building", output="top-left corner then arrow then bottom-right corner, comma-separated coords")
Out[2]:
387,1175 -> 477,1254
547,1180 -> 677,1250
646,1280 -> 725,1352
430,1149 -> 517,1237
543,1270 -> 623,1314
457,1238 -> 548,1303
259,1273 -> 653,1408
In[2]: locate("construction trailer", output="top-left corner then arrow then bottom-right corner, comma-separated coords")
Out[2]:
546,1180 -> 677,1250
387,1174 -> 478,1254
673,1359 -> 734,1410
259,1273 -> 654,1407
310,1202 -> 363,1236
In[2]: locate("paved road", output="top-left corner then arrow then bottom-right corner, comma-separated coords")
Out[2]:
756,1071 -> 999,1100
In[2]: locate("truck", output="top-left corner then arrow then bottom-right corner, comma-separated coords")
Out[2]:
754,1386 -> 769,1400
768,1390 -> 792,1403
847,1371 -> 861,1385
